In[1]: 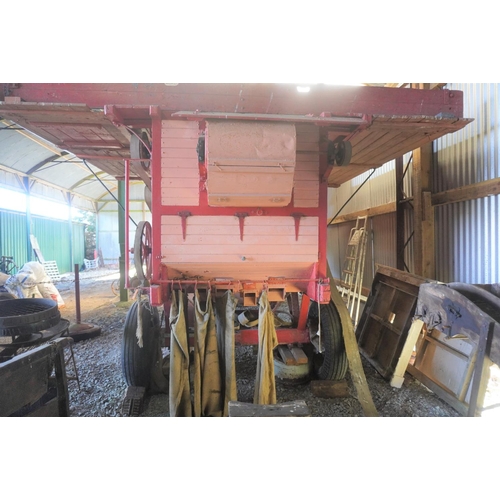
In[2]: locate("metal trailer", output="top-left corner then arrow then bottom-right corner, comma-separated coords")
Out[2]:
0,84 -> 473,390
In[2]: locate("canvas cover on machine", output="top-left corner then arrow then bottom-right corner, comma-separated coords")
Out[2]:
193,289 -> 223,417
215,291 -> 238,416
205,120 -> 296,207
169,290 -> 192,417
253,291 -> 279,405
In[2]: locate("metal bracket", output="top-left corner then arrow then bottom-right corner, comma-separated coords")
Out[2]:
291,213 -> 304,241
235,212 -> 249,241
178,211 -> 191,241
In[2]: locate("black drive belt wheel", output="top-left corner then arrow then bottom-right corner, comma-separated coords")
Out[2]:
122,300 -> 160,389
308,299 -> 348,381
130,129 -> 151,170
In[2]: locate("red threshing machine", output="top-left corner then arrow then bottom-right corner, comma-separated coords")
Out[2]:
0,84 -> 472,390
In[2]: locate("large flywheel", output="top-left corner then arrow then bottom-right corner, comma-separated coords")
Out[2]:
134,221 -> 152,284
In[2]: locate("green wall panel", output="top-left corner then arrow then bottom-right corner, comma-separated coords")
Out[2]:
0,210 -> 28,273
0,209 -> 86,274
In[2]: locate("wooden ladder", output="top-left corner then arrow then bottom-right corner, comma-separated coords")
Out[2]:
340,216 -> 368,327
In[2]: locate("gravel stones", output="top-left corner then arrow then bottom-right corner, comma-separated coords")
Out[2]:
56,270 -> 460,417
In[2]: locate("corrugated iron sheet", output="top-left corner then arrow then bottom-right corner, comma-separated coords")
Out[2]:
435,195 -> 500,284
434,83 -> 500,284
97,208 -> 152,266
328,160 -> 396,219
329,84 -> 499,286
0,209 -> 28,269
435,83 -> 499,190
0,209 -> 85,274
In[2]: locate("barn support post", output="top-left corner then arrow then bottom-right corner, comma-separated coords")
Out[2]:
22,177 -> 32,263
67,192 -> 74,271
411,83 -> 435,279
118,180 -> 128,302
395,156 -> 405,271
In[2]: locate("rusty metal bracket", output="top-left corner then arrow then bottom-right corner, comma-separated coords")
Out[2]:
235,212 -> 249,241
178,211 -> 191,241
291,213 -> 304,241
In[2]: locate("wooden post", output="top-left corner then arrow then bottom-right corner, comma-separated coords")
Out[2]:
395,156 -> 405,270
411,83 -> 435,278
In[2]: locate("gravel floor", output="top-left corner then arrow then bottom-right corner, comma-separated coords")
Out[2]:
50,269 -> 462,417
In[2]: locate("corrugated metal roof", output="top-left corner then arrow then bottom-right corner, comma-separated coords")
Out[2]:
0,120 -> 136,211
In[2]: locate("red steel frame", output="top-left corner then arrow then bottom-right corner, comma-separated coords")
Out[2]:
122,114 -> 332,346
5,83 -> 465,118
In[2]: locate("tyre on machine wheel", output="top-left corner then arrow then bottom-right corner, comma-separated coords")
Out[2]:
122,300 -> 160,389
308,299 -> 348,381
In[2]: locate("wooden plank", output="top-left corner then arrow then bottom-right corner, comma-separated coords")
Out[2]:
374,265 -> 430,289
310,380 -> 350,398
162,120 -> 199,130
161,158 -> 200,171
329,202 -> 396,225
161,253 -> 317,264
228,400 -> 310,417
25,397 -> 59,417
390,319 -> 424,388
328,265 -> 378,417
161,197 -> 200,206
0,345 -> 53,417
161,186 -> 200,198
467,322 -> 494,417
53,339 -> 70,417
431,177 -> 500,206
161,215 -> 319,227
161,222 -> 318,237
290,346 -> 309,365
161,148 -> 198,159
160,137 -> 198,149
161,127 -> 200,139
161,177 -> 200,188
278,346 -> 296,365
160,244 -> 318,256
293,198 -> 319,208
162,233 -> 318,247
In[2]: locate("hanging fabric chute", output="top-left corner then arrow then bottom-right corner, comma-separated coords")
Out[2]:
215,290 -> 238,417
254,290 -> 279,405
193,289 -> 223,417
169,289 -> 192,417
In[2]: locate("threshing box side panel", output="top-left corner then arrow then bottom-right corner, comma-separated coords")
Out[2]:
160,215 -> 318,264
163,263 -> 316,281
161,120 -> 200,206
294,125 -> 319,208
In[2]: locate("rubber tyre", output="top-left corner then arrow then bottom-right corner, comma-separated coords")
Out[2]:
122,301 -> 160,389
309,300 -> 348,381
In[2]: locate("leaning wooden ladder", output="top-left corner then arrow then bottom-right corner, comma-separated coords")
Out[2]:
340,216 -> 368,327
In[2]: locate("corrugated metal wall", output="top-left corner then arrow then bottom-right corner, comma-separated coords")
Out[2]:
434,83 -> 500,284
0,209 -> 85,274
97,200 -> 151,266
0,209 -> 28,269
327,160 -> 398,291
328,83 -> 499,287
